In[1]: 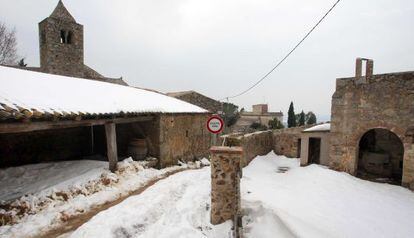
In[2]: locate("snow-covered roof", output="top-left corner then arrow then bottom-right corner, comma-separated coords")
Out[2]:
0,66 -> 207,120
303,123 -> 331,132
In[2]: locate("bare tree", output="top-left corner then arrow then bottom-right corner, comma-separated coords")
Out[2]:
0,22 -> 18,65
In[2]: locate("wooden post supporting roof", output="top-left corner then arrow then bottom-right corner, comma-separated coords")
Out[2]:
105,122 -> 118,172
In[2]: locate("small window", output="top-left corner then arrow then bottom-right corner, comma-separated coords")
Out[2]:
60,30 -> 66,43
186,130 -> 189,137
67,31 -> 73,44
60,30 -> 73,44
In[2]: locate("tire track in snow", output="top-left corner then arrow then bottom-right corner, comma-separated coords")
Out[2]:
68,167 -> 224,238
39,168 -> 189,238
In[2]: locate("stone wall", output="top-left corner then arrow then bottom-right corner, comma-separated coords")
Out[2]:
221,130 -> 273,167
158,113 -> 212,167
273,127 -> 307,158
210,146 -> 242,226
330,71 -> 414,187
220,127 -> 310,166
167,91 -> 222,113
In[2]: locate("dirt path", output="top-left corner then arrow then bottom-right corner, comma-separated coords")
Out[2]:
39,168 -> 188,238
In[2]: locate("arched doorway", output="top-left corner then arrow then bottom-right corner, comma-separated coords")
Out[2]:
357,128 -> 404,184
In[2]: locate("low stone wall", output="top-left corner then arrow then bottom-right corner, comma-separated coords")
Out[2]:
219,127 -> 311,167
220,130 -> 273,167
272,126 -> 308,158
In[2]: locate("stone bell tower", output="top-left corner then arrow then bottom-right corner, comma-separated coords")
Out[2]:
38,0 -> 84,78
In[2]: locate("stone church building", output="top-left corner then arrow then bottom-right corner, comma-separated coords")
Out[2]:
19,0 -> 127,85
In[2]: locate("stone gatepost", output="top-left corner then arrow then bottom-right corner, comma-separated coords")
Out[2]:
210,146 -> 243,226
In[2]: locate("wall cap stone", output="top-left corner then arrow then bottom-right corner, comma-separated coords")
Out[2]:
210,146 -> 243,154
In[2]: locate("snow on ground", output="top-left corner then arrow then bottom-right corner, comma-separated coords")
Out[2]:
0,158 -> 188,238
70,152 -> 414,238
3,152 -> 414,238
70,168 -> 231,238
242,152 -> 414,238
0,160 -> 107,202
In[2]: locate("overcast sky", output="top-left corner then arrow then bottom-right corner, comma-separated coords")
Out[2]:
1,0 -> 413,121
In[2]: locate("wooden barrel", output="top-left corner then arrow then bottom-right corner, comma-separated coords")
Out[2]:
127,138 -> 148,160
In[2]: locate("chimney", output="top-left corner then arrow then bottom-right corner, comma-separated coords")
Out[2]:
355,57 -> 374,78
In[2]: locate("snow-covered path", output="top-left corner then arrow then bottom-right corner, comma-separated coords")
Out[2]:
68,152 -> 414,238
69,168 -> 231,238
0,159 -> 190,238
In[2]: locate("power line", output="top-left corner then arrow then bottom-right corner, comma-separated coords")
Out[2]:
221,0 -> 342,101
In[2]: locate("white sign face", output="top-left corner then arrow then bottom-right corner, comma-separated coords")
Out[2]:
207,117 -> 223,133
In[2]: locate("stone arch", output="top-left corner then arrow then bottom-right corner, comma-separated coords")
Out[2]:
346,123 -> 405,175
355,127 -> 404,184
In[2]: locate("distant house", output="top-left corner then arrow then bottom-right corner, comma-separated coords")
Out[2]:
166,90 -> 223,114
234,104 -> 283,132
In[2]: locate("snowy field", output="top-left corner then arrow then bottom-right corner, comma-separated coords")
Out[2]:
0,158 -> 188,238
70,152 -> 414,238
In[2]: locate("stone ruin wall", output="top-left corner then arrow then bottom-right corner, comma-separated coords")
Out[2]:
220,127 -> 308,167
172,92 -> 223,113
158,113 -> 212,167
220,130 -> 273,167
273,126 -> 308,158
329,71 -> 414,187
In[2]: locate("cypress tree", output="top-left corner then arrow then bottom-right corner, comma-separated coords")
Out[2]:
299,110 -> 305,126
287,102 -> 296,128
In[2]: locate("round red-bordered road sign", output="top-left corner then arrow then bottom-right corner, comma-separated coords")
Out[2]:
207,115 -> 224,134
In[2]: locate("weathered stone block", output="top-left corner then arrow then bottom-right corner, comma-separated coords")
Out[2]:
210,146 -> 242,225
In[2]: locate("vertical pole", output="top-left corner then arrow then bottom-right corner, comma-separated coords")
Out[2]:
105,123 -> 118,172
212,133 -> 217,146
90,125 -> 94,155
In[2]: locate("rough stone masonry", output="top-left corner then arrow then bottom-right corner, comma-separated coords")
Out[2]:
329,58 -> 414,188
210,146 -> 243,225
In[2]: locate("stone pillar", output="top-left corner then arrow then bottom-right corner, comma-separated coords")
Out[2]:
355,57 -> 362,78
366,59 -> 374,77
210,146 -> 243,225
